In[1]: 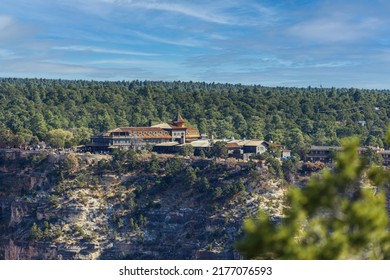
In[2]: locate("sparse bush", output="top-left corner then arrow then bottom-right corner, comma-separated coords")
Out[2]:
117,218 -> 123,228
61,153 -> 80,173
47,194 -> 60,208
54,228 -> 62,239
72,224 -> 85,237
31,154 -> 47,168
79,193 -> 88,206
213,187 -> 223,199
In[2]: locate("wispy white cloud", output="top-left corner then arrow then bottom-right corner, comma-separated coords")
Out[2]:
310,61 -> 359,68
287,3 -> 385,44
1,60 -> 96,76
259,56 -> 359,69
187,50 -> 358,73
87,0 -> 275,26
87,58 -> 178,68
0,48 -> 20,59
101,0 -> 239,25
0,14 -> 36,42
289,18 -> 382,43
52,45 -> 159,56
132,31 -> 204,48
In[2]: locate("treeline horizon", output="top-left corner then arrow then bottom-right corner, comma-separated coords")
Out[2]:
1,77 -> 390,152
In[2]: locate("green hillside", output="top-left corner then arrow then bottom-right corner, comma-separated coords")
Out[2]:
1,78 -> 389,151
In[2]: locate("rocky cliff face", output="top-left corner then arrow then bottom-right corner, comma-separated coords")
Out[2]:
0,150 -> 286,260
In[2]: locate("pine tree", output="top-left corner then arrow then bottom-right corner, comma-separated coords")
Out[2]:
184,166 -> 197,187
237,137 -> 390,259
29,223 -> 42,240
146,154 -> 159,174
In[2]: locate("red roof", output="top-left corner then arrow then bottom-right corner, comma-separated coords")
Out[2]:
110,127 -> 165,133
227,142 -> 241,148
264,141 -> 282,147
108,127 -> 172,139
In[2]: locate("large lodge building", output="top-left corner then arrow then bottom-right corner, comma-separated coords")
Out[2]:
87,113 -> 202,152
85,113 -> 288,159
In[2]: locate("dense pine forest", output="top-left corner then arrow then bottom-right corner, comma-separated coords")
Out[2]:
1,78 -> 390,151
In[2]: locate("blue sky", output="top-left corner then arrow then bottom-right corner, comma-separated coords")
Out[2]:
1,0 -> 390,89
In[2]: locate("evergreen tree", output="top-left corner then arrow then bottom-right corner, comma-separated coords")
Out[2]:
237,137 -> 390,259
72,127 -> 92,145
179,145 -> 194,157
362,147 -> 383,165
199,177 -> 210,193
281,156 -> 300,183
145,154 -> 159,174
29,113 -> 48,140
184,166 -> 197,187
29,222 -> 42,240
209,141 -> 228,158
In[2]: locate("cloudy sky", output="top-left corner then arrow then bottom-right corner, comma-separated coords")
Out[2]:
1,0 -> 390,88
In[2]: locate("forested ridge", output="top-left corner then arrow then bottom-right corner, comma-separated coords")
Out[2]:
1,78 -> 390,150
